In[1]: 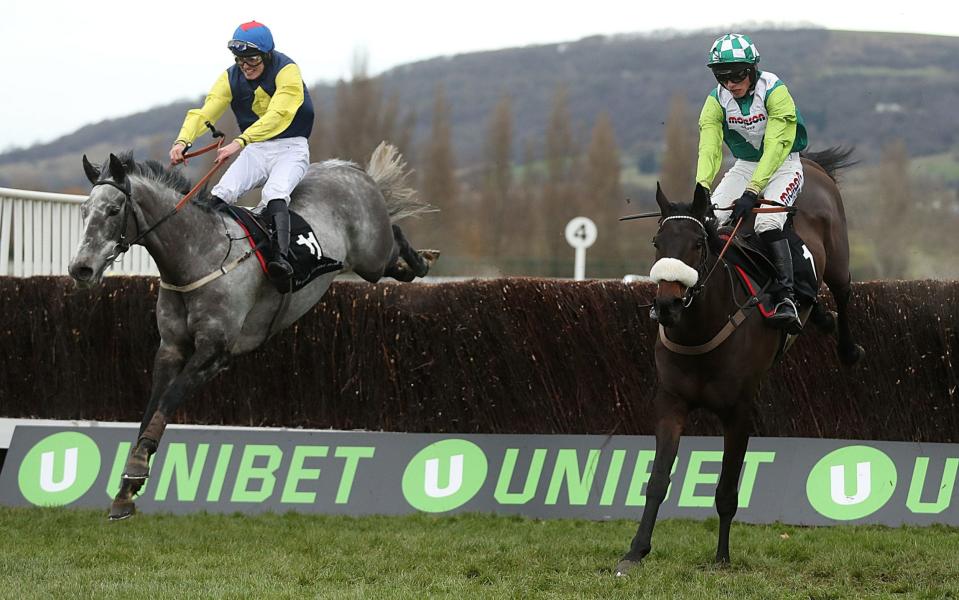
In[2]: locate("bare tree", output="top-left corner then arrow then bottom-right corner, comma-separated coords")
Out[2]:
331,52 -> 411,163
308,97 -> 328,161
583,111 -> 624,268
659,93 -> 697,201
418,84 -> 459,256
483,94 -> 513,259
872,139 -> 911,278
543,84 -> 579,276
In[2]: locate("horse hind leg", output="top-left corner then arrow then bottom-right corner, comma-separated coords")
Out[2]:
827,273 -> 865,366
384,224 -> 440,282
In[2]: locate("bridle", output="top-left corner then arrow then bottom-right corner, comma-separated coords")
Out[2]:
657,213 -> 745,308
90,177 -> 139,264
657,215 -> 711,307
89,123 -> 227,265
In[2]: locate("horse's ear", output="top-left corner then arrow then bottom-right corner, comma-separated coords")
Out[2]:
82,155 -> 100,185
108,153 -> 127,183
692,184 -> 710,218
655,182 -> 672,216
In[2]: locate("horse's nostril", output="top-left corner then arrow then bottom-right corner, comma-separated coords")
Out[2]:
70,265 -> 93,281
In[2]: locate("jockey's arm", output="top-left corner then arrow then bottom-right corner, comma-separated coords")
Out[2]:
234,63 -> 305,147
175,72 -> 232,147
695,94 -> 725,191
747,85 -> 798,195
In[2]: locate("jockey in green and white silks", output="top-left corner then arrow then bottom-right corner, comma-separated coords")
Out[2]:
696,33 -> 806,333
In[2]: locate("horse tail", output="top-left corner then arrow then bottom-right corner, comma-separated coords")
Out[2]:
367,142 -> 436,223
801,146 -> 858,183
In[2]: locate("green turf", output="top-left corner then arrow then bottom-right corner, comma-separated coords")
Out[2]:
0,508 -> 956,599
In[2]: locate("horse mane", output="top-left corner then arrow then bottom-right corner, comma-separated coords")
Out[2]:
112,150 -> 215,210
801,146 -> 857,183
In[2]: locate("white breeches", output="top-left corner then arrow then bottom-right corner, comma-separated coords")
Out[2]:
711,152 -> 804,233
211,137 -> 310,211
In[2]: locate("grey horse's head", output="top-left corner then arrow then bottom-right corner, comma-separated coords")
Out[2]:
68,153 -> 135,287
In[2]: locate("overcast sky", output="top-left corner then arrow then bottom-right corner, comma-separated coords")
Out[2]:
3,1 -> 956,151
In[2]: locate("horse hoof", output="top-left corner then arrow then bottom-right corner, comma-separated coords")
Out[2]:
413,249 -> 440,278
122,468 -> 149,480
108,499 -> 136,521
811,309 -> 837,333
418,249 -> 441,266
839,343 -> 865,366
614,558 -> 641,577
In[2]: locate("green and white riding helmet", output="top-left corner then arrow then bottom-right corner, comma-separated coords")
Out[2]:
706,34 -> 760,85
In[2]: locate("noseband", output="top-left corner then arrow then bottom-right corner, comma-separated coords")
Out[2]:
657,215 -> 709,307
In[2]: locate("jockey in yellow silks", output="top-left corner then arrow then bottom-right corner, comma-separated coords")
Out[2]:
169,20 -> 314,282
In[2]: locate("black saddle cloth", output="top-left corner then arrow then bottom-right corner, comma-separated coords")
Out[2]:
719,223 -> 819,308
224,205 -> 342,293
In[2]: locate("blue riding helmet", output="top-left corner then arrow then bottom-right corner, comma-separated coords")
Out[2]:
228,21 -> 274,56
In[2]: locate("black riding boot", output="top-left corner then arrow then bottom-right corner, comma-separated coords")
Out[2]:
762,231 -> 803,334
265,199 -> 294,285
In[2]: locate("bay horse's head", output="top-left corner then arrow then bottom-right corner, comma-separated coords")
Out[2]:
649,183 -> 713,327
69,153 -> 136,286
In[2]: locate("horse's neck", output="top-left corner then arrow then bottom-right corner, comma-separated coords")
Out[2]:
130,178 -> 226,281
671,255 -> 735,344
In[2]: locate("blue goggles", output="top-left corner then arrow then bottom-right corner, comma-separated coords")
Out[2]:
227,39 -> 261,55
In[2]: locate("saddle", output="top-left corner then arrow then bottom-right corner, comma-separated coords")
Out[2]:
718,221 -> 819,318
223,204 -> 343,293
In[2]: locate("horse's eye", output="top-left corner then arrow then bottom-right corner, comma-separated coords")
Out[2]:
696,238 -> 705,249
107,205 -> 121,217
651,236 -> 659,248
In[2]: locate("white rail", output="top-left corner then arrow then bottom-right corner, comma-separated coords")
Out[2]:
0,187 -> 157,277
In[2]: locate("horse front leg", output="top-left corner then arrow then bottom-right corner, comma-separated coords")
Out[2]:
109,337 -> 230,520
109,343 -> 188,520
616,398 -> 687,576
714,408 -> 751,564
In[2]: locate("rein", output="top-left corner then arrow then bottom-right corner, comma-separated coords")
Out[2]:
96,123 -> 227,260
652,202 -> 792,355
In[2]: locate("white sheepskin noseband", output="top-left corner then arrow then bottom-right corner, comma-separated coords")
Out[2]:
649,258 -> 699,288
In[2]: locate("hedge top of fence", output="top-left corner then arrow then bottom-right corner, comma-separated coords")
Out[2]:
1,277 -> 957,441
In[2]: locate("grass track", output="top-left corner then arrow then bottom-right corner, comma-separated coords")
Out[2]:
1,507 -> 957,599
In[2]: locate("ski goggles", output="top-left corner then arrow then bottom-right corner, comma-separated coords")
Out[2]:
227,39 -> 262,55
234,55 -> 264,67
713,68 -> 750,84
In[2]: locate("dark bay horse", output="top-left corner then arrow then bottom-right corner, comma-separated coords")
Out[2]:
615,148 -> 864,575
69,143 -> 438,519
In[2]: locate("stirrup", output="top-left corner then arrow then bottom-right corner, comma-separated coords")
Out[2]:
769,297 -> 802,334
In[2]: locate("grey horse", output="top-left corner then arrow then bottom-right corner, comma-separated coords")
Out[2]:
69,142 -> 438,519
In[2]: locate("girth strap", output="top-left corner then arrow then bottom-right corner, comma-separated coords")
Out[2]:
159,245 -> 260,293
658,306 -> 752,355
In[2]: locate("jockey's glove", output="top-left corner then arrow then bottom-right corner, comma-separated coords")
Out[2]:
731,190 -> 759,223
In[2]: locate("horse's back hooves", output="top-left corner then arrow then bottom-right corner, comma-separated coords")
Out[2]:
416,249 -> 440,277
811,309 -> 837,334
839,343 -> 865,366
